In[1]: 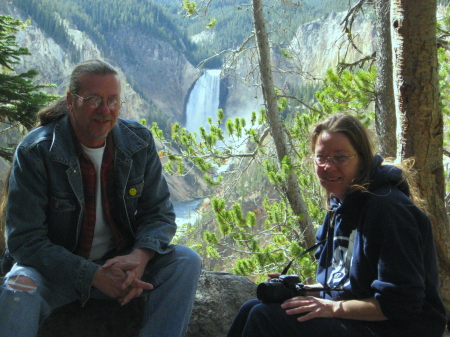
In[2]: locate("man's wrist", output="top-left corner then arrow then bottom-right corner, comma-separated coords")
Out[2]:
132,248 -> 155,263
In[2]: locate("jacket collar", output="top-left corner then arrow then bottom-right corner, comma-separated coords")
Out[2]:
111,119 -> 148,159
49,115 -> 147,166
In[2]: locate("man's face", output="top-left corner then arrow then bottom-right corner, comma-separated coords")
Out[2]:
67,73 -> 121,148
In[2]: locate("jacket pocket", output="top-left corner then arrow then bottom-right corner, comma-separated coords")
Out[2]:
47,193 -> 79,249
124,178 -> 144,222
50,195 -> 77,211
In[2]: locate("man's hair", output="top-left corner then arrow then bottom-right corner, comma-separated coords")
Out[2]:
309,113 -> 374,188
1,59 -> 120,239
69,58 -> 118,94
35,96 -> 68,127
36,59 -> 119,127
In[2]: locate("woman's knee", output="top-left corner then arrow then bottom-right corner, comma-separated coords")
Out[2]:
240,299 -> 261,314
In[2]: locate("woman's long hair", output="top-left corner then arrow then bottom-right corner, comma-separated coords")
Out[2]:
310,113 -> 374,190
309,113 -> 425,211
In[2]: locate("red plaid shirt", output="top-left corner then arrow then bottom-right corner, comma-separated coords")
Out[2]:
73,134 -> 133,260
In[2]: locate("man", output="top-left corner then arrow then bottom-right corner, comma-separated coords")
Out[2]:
0,59 -> 201,336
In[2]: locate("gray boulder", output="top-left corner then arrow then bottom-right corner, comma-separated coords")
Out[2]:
187,271 -> 257,337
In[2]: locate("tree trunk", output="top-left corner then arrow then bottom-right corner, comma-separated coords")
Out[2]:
252,0 -> 316,248
391,0 -> 450,316
375,0 -> 396,158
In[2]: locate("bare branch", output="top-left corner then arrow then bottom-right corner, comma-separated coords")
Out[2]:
278,94 -> 324,115
444,149 -> 450,158
338,51 -> 376,73
437,37 -> 450,51
197,34 -> 256,69
340,0 -> 367,33
0,123 -> 20,135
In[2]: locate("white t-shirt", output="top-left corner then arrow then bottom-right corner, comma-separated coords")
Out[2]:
81,143 -> 115,261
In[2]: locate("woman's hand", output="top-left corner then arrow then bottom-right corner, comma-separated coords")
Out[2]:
281,296 -> 388,322
281,296 -> 336,322
265,273 -> 281,282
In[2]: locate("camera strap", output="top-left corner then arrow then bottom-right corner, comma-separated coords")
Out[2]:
280,238 -> 326,275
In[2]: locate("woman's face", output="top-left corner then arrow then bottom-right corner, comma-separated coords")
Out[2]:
314,131 -> 361,201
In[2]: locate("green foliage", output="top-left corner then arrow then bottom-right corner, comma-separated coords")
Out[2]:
149,88 -> 327,281
0,15 -> 57,161
206,18 -> 217,29
182,0 -> 198,16
315,67 -> 376,117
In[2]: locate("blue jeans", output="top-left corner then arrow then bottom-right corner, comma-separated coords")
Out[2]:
227,299 -> 381,337
0,245 -> 201,337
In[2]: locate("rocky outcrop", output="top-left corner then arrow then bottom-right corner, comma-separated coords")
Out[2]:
36,271 -> 256,337
284,11 -> 375,86
107,28 -> 200,123
187,271 -> 256,337
7,4 -> 200,124
222,10 -> 376,118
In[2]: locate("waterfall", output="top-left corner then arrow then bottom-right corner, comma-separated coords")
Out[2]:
185,69 -> 221,132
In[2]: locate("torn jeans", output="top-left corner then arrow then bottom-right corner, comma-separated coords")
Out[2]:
0,245 -> 201,337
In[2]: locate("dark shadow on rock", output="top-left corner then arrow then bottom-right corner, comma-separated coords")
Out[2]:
37,297 -> 145,337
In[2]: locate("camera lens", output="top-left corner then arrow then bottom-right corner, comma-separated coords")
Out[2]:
256,282 -> 288,303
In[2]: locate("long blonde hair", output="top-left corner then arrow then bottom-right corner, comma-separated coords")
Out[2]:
310,113 -> 374,199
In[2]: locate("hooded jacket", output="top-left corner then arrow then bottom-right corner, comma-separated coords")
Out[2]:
315,155 -> 446,337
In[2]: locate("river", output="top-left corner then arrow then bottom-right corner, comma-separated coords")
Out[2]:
173,198 -> 203,225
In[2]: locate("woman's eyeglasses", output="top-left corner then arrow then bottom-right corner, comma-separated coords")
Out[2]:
312,154 -> 357,167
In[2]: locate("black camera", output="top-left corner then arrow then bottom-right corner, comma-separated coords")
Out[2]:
256,275 -> 316,303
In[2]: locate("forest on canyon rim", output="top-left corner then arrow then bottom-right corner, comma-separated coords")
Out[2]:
1,0 -> 450,319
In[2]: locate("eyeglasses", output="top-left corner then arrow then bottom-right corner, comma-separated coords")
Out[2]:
71,92 -> 123,110
313,154 -> 357,167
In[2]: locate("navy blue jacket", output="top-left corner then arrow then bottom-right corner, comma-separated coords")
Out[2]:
315,155 -> 446,337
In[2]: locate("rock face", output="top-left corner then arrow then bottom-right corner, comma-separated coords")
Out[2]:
7,5 -> 199,124
288,11 -> 375,77
187,271 -> 257,337
106,28 -> 200,123
35,270 -> 256,337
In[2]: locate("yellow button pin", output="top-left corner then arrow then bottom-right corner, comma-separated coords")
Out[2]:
129,188 -> 137,196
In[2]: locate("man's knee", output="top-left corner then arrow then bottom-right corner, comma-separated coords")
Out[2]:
6,275 -> 38,292
178,245 -> 202,267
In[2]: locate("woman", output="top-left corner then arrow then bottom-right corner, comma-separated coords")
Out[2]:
227,113 -> 446,337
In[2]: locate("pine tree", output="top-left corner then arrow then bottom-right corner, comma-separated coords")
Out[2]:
0,15 -> 56,161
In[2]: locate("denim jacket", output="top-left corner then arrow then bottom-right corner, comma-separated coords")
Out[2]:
6,115 -> 176,302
